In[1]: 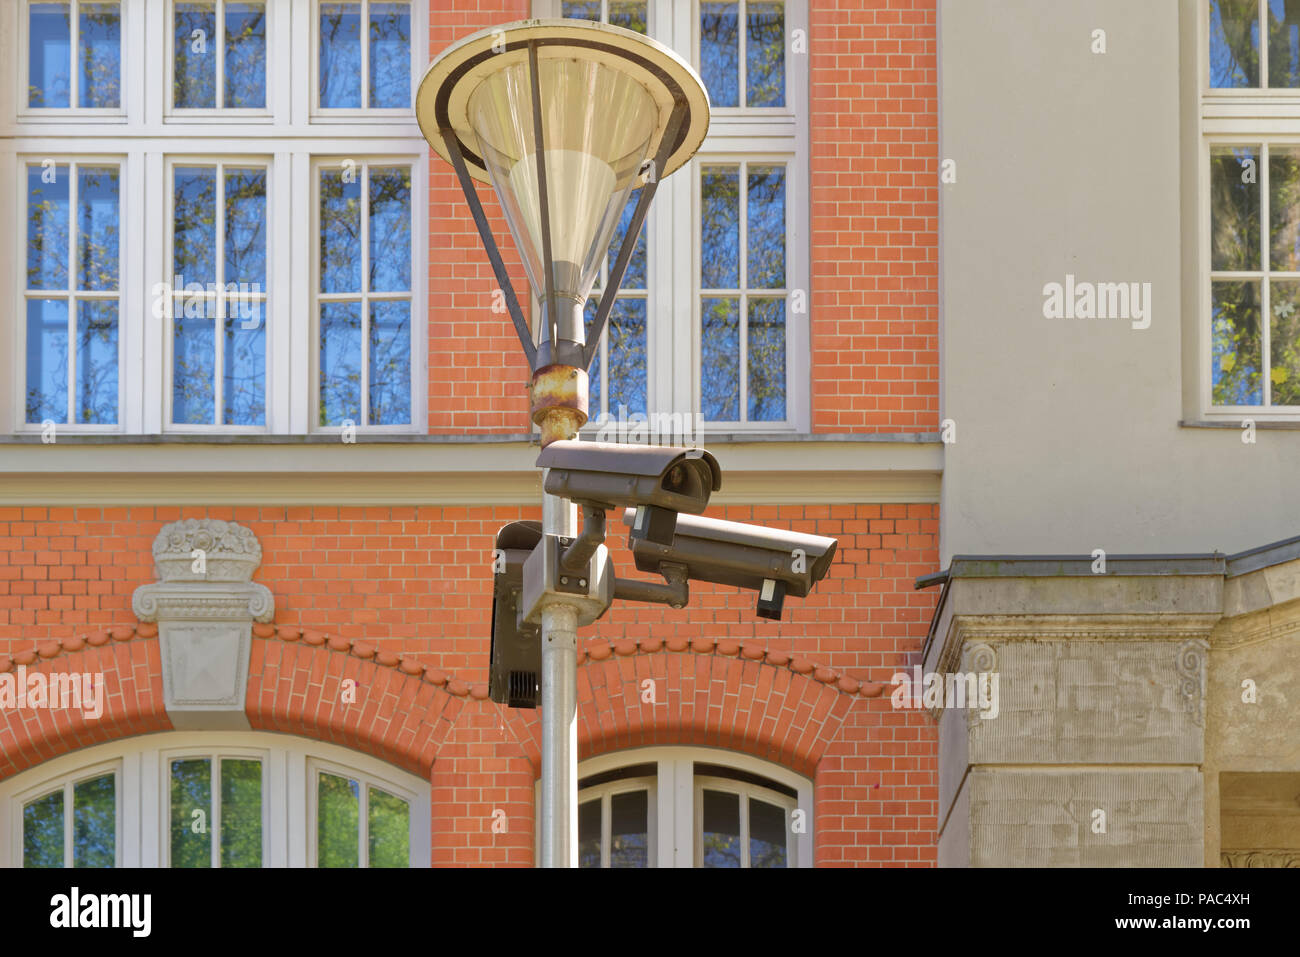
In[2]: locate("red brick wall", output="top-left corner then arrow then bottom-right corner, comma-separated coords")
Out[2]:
811,0 -> 939,432
0,502 -> 939,866
426,0 -> 941,435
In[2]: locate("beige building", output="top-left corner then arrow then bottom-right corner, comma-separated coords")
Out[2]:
932,0 -> 1300,867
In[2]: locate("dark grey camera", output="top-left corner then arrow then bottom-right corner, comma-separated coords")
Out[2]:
621,509 -> 837,620
537,440 -> 721,545
489,520 -> 543,708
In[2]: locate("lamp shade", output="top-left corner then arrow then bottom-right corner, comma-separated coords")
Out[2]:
416,19 -> 710,314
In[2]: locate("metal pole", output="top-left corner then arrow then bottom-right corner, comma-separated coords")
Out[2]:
539,463 -> 578,867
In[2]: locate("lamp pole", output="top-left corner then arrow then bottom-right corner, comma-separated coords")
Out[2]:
417,18 -> 710,867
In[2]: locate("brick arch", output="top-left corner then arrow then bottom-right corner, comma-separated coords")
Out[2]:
510,640 -> 873,778
0,625 -> 475,782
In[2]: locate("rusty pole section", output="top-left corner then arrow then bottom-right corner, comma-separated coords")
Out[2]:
531,364 -> 588,448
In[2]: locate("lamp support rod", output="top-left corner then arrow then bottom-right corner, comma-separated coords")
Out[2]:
528,41 -> 561,355
582,102 -> 688,370
443,131 -> 537,367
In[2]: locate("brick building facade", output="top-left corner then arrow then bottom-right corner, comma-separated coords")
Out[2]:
0,0 -> 940,867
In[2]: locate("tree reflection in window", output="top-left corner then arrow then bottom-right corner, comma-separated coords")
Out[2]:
23,772 -> 117,868
28,1 -> 121,109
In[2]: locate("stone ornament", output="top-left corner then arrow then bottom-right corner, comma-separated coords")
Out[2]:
132,519 -> 274,730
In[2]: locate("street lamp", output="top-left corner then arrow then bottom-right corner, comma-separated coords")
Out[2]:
416,19 -> 710,868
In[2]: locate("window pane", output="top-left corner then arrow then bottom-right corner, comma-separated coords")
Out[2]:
79,2 -> 121,108
369,301 -> 410,425
320,2 -> 362,108
701,167 -> 740,288
320,302 -> 362,425
73,773 -> 116,868
609,790 -> 649,868
747,298 -> 785,421
748,798 -> 787,868
563,1 -> 601,18
170,758 -> 212,868
77,165 -> 119,291
225,2 -> 266,108
701,789 -> 741,867
1211,0 -> 1261,88
76,300 -> 118,424
369,166 -> 411,292
367,787 -> 409,867
747,2 -> 784,106
609,1 -> 649,33
747,165 -> 785,288
609,188 -> 647,290
23,790 -> 65,867
220,759 -> 262,868
608,299 -> 647,416
26,299 -> 69,424
29,3 -> 71,108
1269,0 -> 1300,86
317,773 -> 360,867
1211,146 -> 1260,272
369,2 -> 410,108
1212,280 -> 1263,405
321,168 -> 362,293
174,314 -> 216,424
175,167 -> 217,286
700,2 -> 740,107
175,2 -> 217,108
702,297 -> 739,420
577,798 -> 601,868
27,164 -> 70,290
1271,147 -> 1300,270
225,167 -> 267,286
224,313 -> 265,426
1271,280 -> 1300,404
584,300 -> 603,414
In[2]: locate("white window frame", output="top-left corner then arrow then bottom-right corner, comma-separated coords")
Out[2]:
17,0 -> 128,122
310,154 -> 424,434
576,772 -> 659,867
1197,0 -> 1300,420
0,732 -> 432,867
2,0 -> 429,436
310,0 -> 418,122
306,757 -> 421,867
165,0 -> 275,121
8,759 -> 122,868
536,746 -> 813,867
694,773 -> 796,868
14,154 -> 126,433
160,745 -> 270,867
533,0 -> 810,434
163,154 -> 273,432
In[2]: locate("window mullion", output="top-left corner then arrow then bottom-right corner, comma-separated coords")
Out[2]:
360,0 -> 370,108
739,792 -> 750,868
1263,142 -> 1272,406
70,1 -> 81,107
215,164 -> 227,425
601,791 -> 612,868
63,782 -> 74,867
67,163 -> 79,424
738,0 -> 747,107
1260,0 -> 1269,89
360,164 -> 371,426
738,162 -> 749,424
211,757 -> 222,867
359,780 -> 369,868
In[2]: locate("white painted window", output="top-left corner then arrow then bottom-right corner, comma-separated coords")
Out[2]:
2,2 -> 428,434
1200,1 -> 1300,417
0,733 -> 432,867
538,746 -> 813,867
21,0 -> 124,116
534,0 -> 810,433
314,0 -> 413,116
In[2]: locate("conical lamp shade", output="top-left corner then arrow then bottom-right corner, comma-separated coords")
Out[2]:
467,56 -> 657,307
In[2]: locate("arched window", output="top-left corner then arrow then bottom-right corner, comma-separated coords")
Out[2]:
0,732 -> 431,867
541,747 -> 813,867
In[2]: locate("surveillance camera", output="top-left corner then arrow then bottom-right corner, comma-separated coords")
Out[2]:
620,509 -> 837,620
489,520 -> 543,708
537,440 -> 721,545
